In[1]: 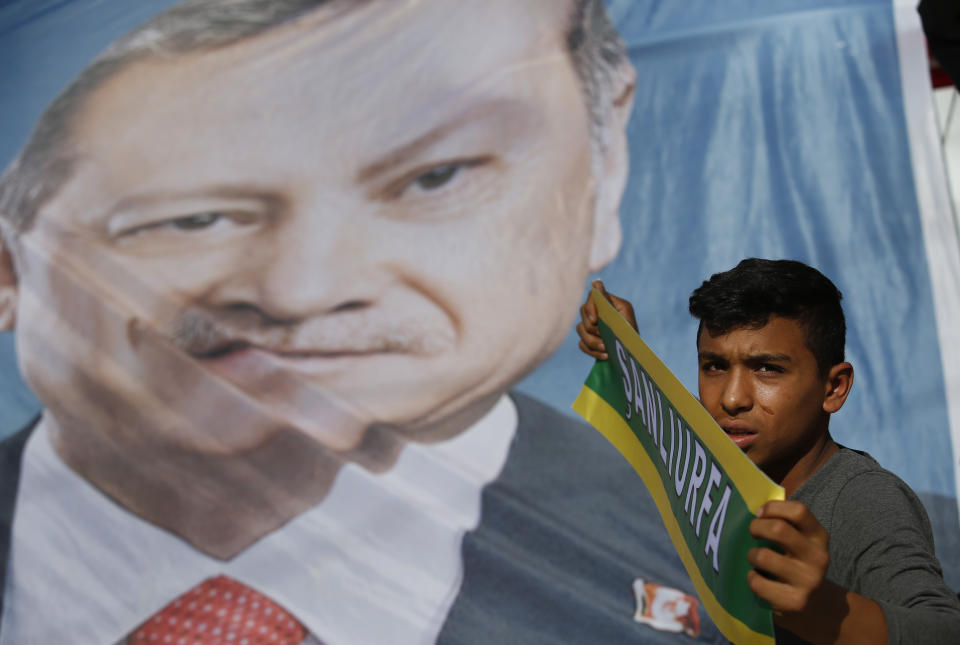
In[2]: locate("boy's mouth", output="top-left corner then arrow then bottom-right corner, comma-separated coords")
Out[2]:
721,421 -> 757,450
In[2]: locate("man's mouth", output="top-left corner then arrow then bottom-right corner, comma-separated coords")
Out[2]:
196,340 -> 386,361
720,422 -> 757,450
198,342 -> 393,381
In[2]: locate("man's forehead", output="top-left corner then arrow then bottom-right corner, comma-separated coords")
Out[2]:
70,0 -> 576,155
89,0 -> 571,88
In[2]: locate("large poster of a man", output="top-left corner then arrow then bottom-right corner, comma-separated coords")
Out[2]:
0,1 -> 727,643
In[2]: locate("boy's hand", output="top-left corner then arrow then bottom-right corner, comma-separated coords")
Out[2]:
747,500 -> 887,644
576,280 -> 637,360
747,500 -> 830,615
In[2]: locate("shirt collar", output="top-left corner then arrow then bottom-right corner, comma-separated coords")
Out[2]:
1,395 -> 517,645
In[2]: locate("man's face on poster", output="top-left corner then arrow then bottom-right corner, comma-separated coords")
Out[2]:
5,0 -> 631,458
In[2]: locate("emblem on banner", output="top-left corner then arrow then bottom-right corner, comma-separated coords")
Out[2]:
633,578 -> 701,638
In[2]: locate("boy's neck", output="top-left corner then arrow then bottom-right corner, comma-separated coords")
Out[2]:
777,433 -> 839,498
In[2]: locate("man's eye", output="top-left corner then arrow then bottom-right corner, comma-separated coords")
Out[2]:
413,163 -> 461,191
109,209 -> 257,241
757,364 -> 782,373
169,212 -> 222,230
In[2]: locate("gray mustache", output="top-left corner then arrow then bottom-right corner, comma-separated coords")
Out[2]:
169,307 -> 452,357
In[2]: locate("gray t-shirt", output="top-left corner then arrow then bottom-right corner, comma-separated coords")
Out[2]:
775,446 -> 960,644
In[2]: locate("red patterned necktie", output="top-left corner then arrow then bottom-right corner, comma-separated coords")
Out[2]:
128,575 -> 308,645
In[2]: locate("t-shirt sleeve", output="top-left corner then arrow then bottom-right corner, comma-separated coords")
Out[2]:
829,471 -> 960,644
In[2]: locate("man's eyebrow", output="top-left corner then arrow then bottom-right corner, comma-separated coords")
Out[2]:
106,185 -> 282,215
354,99 -> 526,183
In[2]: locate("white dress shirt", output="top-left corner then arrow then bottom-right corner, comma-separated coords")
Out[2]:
0,396 -> 517,645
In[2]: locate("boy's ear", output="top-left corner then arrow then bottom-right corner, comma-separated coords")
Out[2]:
822,362 -> 853,414
0,233 -> 18,331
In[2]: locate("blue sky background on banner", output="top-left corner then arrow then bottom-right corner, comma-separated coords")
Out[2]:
2,0 -> 958,585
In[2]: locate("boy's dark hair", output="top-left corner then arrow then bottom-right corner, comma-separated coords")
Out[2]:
688,258 -> 845,375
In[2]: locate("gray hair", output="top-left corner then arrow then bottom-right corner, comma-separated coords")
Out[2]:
0,0 -> 628,234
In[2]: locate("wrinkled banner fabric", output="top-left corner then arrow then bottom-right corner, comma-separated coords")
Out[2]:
573,289 -> 785,644
1,0 -> 959,643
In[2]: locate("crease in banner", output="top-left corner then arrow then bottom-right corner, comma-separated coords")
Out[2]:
573,289 -> 784,645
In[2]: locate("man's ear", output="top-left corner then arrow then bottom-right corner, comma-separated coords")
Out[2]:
589,62 -> 636,272
822,362 -> 853,414
0,231 -> 18,331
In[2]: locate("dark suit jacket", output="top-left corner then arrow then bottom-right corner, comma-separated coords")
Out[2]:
921,0 -> 960,85
0,394 -> 722,643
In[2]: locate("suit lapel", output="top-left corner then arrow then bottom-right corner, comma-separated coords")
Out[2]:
0,418 -> 39,620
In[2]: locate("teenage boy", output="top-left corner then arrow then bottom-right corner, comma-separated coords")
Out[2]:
577,258 -> 960,644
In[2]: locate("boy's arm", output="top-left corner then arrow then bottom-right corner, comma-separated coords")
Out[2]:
747,500 -> 888,644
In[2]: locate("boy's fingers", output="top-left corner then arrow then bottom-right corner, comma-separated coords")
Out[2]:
757,501 -> 829,546
589,280 -> 639,332
578,339 -> 608,360
611,297 -> 632,312
579,301 -> 598,327
583,279 -> 637,344
593,279 -> 620,308
749,547 -> 826,597
576,323 -> 607,352
750,517 -> 831,578
748,547 -> 801,582
757,500 -> 808,522
575,322 -> 603,346
749,518 -> 809,554
597,282 -> 622,309
612,300 -> 637,330
606,293 -> 637,330
578,284 -> 611,360
747,570 -> 806,613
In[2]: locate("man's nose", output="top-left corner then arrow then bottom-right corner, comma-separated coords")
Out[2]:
721,368 -> 753,415
214,207 -> 390,320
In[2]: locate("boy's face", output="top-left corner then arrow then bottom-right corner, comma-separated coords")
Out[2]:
696,316 -> 833,482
